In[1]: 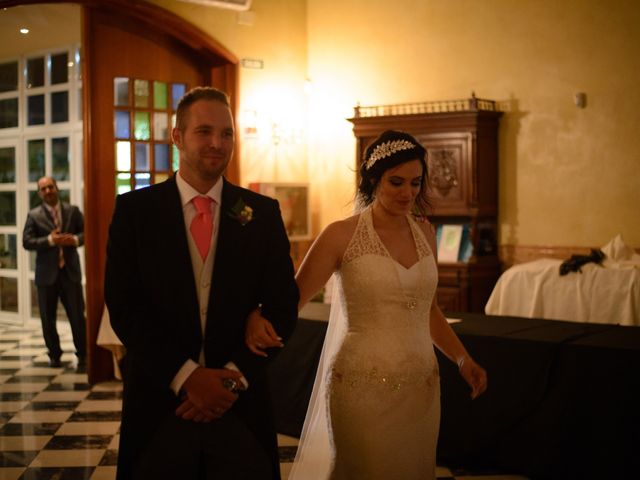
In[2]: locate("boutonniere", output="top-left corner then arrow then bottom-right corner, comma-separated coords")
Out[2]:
228,198 -> 254,226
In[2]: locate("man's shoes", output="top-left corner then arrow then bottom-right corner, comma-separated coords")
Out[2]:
49,358 -> 62,368
76,356 -> 86,369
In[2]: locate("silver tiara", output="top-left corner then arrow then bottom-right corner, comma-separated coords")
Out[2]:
364,139 -> 416,170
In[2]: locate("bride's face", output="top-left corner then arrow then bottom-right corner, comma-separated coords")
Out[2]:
374,159 -> 423,216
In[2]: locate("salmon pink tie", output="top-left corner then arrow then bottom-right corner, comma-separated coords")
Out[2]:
190,196 -> 215,261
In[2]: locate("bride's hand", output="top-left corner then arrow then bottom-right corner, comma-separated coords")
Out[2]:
245,309 -> 283,357
458,356 -> 487,399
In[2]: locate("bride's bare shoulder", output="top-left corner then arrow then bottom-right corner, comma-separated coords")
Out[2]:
322,214 -> 359,240
314,213 -> 360,254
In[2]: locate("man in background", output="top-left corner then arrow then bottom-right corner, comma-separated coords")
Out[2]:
23,176 -> 86,368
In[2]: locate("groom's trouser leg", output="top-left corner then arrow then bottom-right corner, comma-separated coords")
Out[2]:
201,412 -> 272,479
133,412 -> 272,479
133,415 -> 201,479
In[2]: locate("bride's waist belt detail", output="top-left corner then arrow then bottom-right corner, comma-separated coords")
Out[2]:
331,365 -> 438,391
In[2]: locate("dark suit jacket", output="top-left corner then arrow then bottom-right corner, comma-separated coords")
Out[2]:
104,176 -> 299,479
23,202 -> 85,286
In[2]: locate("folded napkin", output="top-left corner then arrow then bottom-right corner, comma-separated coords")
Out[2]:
601,234 -> 640,268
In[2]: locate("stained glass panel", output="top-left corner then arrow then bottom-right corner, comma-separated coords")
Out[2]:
155,173 -> 169,184
153,112 -> 169,140
135,143 -> 149,170
116,173 -> 131,195
134,112 -> 150,140
134,79 -> 149,108
115,111 -> 130,139
154,144 -> 169,171
114,77 -> 129,106
154,81 -> 167,109
116,141 -> 131,171
134,173 -> 151,190
172,83 -> 186,110
172,144 -> 180,171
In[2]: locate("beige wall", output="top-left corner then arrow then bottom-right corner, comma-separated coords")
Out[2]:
304,0 -> 640,248
5,0 -> 638,248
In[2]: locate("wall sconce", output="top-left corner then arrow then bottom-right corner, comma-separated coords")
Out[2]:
574,92 -> 587,109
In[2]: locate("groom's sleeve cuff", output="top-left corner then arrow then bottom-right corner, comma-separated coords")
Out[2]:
170,359 -> 199,396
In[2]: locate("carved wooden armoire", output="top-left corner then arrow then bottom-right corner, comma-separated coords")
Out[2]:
348,95 -> 502,313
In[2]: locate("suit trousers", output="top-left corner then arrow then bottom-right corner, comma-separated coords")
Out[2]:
132,411 -> 272,480
37,266 -> 87,360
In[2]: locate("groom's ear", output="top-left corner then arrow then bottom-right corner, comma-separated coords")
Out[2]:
171,127 -> 183,150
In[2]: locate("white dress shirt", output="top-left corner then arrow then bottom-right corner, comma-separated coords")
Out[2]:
170,172 -> 245,395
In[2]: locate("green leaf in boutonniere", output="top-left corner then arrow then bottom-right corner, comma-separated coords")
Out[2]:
228,198 -> 254,226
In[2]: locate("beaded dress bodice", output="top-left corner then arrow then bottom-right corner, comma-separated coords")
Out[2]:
334,206 -> 438,374
327,206 -> 441,480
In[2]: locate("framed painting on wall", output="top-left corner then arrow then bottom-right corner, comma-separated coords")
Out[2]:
248,182 -> 311,241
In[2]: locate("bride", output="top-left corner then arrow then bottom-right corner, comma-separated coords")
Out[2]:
246,130 -> 487,479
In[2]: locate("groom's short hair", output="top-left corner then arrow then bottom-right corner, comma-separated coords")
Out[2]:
175,86 -> 231,132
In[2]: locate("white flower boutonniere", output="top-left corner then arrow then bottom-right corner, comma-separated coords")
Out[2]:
228,198 -> 254,226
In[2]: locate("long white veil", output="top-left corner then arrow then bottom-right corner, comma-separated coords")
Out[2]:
288,273 -> 347,479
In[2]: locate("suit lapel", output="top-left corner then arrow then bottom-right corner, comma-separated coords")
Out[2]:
40,204 -> 56,230
212,180 -> 242,292
208,180 -> 249,321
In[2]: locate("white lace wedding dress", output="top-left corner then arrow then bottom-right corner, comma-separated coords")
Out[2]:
290,206 -> 440,479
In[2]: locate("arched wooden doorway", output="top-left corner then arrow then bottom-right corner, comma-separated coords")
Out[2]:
4,0 -> 239,383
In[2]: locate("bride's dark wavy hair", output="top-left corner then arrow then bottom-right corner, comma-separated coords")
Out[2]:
357,130 -> 431,216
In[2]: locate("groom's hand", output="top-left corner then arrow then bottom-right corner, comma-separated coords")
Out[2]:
176,367 -> 242,421
175,398 -> 216,423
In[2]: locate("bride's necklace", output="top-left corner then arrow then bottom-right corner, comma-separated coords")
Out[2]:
369,207 -> 421,311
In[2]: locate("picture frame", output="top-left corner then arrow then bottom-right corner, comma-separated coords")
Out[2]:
437,224 -> 463,263
248,182 -> 311,241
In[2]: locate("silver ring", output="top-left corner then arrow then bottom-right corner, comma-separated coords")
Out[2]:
222,378 -> 238,391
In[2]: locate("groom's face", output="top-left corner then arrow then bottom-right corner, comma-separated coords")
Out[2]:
173,99 -> 235,184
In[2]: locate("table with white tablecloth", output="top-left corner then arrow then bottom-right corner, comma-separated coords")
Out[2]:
485,258 -> 640,326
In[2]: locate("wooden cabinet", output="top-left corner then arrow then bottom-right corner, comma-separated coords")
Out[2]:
348,95 -> 502,313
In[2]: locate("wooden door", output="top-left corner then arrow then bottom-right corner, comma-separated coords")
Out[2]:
82,2 -> 238,383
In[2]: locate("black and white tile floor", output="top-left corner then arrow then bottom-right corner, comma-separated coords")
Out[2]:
0,321 -> 527,480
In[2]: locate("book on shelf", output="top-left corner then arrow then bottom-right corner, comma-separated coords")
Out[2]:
438,224 -> 463,263
435,224 -> 473,263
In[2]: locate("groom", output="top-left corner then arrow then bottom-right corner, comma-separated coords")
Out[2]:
105,86 -> 299,479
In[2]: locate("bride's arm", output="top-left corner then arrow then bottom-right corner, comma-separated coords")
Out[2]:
295,221 -> 348,308
246,219 -> 352,355
420,222 -> 488,399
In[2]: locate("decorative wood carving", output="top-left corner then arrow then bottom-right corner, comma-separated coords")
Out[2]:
428,148 -> 458,196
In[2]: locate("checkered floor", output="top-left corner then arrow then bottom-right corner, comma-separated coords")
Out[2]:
0,320 -> 528,480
